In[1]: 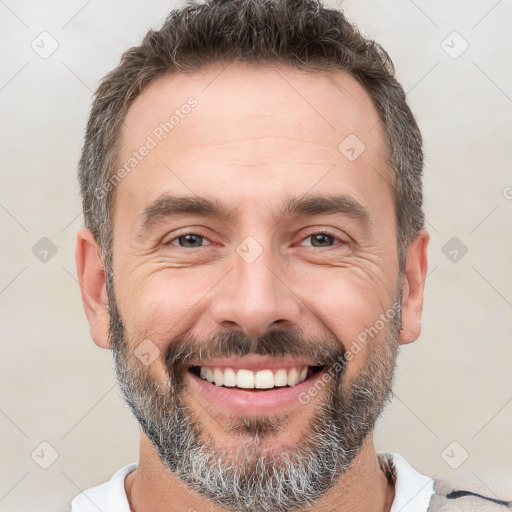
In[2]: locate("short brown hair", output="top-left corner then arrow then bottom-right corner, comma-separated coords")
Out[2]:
78,0 -> 424,272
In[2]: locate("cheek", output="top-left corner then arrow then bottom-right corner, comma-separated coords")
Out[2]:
298,265 -> 396,375
118,265 -> 219,347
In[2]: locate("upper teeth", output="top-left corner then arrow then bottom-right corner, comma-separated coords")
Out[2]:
199,366 -> 308,389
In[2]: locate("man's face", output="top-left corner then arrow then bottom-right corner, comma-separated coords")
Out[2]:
107,64 -> 406,510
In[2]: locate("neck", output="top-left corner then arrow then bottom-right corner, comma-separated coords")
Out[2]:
125,434 -> 395,512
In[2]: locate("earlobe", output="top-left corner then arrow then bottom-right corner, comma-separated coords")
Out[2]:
75,228 -> 111,349
398,229 -> 429,345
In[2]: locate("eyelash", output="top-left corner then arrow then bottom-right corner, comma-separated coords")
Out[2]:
163,229 -> 213,247
163,228 -> 348,249
298,229 -> 348,249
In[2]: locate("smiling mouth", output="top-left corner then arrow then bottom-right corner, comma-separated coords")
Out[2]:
189,365 -> 325,390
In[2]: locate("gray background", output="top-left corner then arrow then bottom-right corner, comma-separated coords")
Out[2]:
0,1 -> 511,510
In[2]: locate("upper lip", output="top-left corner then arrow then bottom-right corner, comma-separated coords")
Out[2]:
189,355 -> 319,371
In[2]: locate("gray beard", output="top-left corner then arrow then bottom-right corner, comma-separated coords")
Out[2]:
109,295 -> 399,512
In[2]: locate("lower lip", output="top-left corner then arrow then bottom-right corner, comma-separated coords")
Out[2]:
185,369 -> 326,414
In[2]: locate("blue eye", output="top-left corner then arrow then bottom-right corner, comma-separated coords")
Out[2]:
306,233 -> 336,247
171,234 -> 209,248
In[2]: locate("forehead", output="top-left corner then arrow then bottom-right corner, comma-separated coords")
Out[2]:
115,63 -> 393,225
121,62 -> 386,152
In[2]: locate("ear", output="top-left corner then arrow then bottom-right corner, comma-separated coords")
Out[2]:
398,229 -> 429,345
75,228 -> 111,349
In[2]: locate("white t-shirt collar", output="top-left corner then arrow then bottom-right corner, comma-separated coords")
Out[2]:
388,452 -> 435,512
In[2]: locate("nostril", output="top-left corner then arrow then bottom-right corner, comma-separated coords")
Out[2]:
269,319 -> 296,331
219,320 -> 244,331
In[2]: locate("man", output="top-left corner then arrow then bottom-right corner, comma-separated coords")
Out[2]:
72,0 -> 510,510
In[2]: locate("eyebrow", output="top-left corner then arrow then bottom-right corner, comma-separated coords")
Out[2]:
282,194 -> 369,223
141,195 -> 240,230
140,193 -> 370,232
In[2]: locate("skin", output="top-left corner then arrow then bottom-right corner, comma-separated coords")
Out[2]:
76,62 -> 429,512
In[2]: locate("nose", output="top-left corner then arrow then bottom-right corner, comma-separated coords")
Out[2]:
210,249 -> 302,336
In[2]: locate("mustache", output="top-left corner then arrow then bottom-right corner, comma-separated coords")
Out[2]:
163,329 -> 347,375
